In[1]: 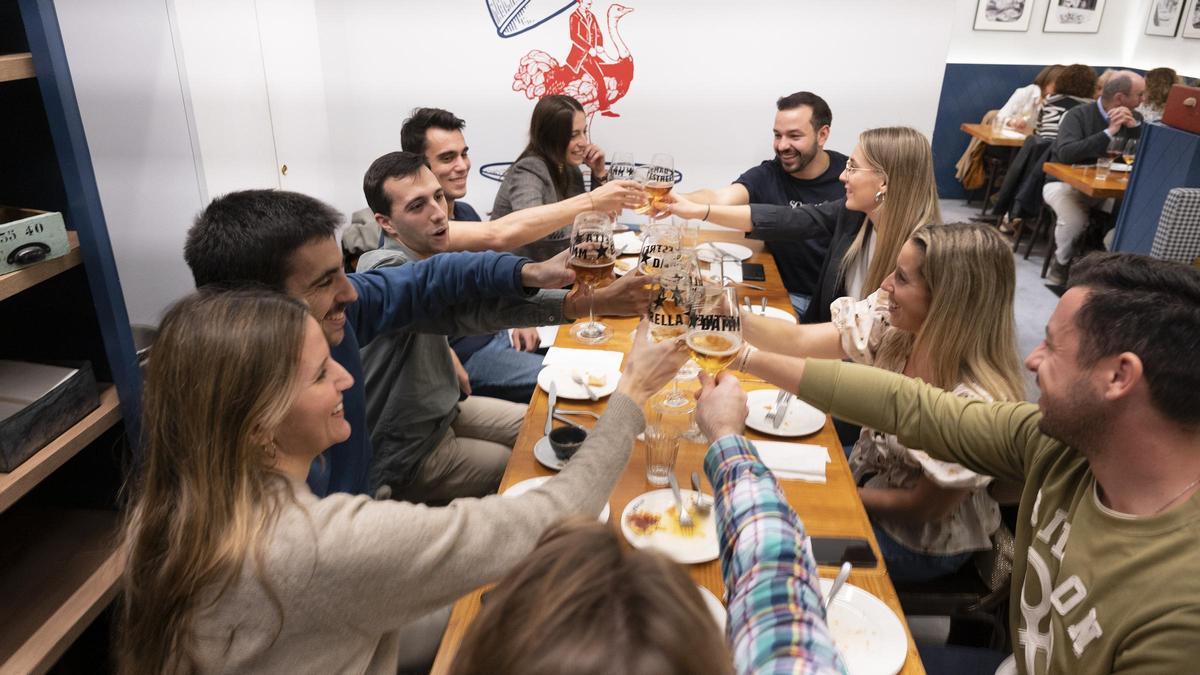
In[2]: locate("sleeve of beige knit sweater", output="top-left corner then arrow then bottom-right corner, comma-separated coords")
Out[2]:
275,392 -> 644,633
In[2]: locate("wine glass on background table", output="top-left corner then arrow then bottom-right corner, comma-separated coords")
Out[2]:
686,285 -> 742,377
646,153 -> 675,214
568,211 -> 617,345
1097,137 -> 1124,181
1120,139 -> 1138,182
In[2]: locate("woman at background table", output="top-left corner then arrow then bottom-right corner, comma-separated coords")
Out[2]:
1137,67 -> 1180,124
450,379 -> 849,675
117,289 -> 688,674
492,94 -> 611,261
995,64 -> 1062,132
666,126 -> 941,324
735,223 -> 1024,582
1036,64 -> 1097,140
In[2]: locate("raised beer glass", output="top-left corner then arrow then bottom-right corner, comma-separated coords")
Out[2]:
645,153 -> 675,215
686,285 -> 742,377
637,221 -> 681,276
609,152 -> 636,181
568,211 -> 617,345
650,251 -> 700,411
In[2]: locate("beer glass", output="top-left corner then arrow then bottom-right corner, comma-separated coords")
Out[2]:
609,152 -> 636,181
632,165 -> 653,215
637,222 -> 681,276
568,211 -> 617,345
650,251 -> 701,411
645,153 -> 675,214
686,285 -> 742,376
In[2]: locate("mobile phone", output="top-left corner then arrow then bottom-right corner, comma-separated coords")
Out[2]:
810,536 -> 878,567
741,262 -> 766,282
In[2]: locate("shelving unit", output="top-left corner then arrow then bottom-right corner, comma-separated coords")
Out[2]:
1,0 -> 142,671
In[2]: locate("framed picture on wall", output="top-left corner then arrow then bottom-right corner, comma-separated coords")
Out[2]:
1043,0 -> 1107,33
1146,0 -> 1185,36
974,0 -> 1033,31
1183,0 -> 1200,38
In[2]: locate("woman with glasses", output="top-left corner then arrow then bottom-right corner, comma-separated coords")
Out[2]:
667,126 -> 941,323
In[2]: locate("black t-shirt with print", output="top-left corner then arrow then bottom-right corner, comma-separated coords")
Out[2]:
734,151 -> 847,296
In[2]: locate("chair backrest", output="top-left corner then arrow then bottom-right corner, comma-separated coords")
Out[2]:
1150,187 -> 1200,263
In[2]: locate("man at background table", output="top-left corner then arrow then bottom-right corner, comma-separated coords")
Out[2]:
1042,71 -> 1144,285
682,91 -> 847,317
738,252 -> 1200,673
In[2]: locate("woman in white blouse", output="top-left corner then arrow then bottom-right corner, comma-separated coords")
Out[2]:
996,64 -> 1063,132
739,223 -> 1025,581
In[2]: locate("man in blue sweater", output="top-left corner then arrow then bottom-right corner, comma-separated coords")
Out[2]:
183,189 -> 574,497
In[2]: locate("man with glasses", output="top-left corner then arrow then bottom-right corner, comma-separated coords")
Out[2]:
681,91 -> 847,317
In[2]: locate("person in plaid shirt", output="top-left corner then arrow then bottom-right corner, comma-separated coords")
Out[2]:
696,371 -> 848,674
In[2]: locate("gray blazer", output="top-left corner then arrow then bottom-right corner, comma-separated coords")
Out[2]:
491,155 -> 587,261
1047,102 -> 1142,183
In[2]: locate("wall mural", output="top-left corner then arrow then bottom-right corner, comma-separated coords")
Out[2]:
483,0 -> 638,183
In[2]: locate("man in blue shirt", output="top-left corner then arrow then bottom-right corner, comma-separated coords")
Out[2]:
681,92 -> 848,317
183,189 -> 575,496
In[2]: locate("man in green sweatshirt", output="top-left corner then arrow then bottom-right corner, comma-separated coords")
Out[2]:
742,252 -> 1200,674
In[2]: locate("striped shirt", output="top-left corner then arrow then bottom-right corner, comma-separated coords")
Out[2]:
705,434 -> 848,674
1036,95 -> 1091,140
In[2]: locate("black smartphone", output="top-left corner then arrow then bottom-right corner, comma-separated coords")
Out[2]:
811,536 -> 878,567
741,262 -> 766,282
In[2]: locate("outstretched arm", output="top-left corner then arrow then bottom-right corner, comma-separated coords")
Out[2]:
681,183 -> 751,206
742,313 -> 844,360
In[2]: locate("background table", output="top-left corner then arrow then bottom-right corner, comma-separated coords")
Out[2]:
430,231 -> 925,675
960,123 -> 1030,220
959,122 -> 1028,148
1042,162 -> 1129,199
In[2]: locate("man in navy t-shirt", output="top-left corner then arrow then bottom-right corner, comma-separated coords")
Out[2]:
683,92 -> 847,318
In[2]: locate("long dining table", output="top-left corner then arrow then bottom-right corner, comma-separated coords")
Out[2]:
429,229 -> 925,675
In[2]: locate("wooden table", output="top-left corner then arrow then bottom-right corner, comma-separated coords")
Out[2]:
960,122 -> 1029,148
429,232 -> 925,675
1042,161 -> 1129,199
961,123 -> 1031,221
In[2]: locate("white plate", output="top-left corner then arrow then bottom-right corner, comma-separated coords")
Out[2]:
746,305 -> 797,323
819,578 -> 907,675
696,241 -> 753,262
698,585 -> 726,632
1110,163 -> 1132,172
537,365 -> 620,400
745,389 -> 825,437
620,489 -> 719,564
533,435 -> 567,471
613,256 -> 639,276
613,231 -> 643,255
503,476 -> 609,523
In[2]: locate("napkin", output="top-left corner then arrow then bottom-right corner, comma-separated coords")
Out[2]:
507,325 -> 560,347
754,441 -> 830,483
613,231 -> 643,256
543,347 -> 624,372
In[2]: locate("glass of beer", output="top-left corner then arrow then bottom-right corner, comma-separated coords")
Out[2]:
687,285 -> 742,377
650,251 -> 701,411
633,165 -> 653,215
645,153 -> 675,215
638,222 -> 681,276
568,211 -> 617,345
610,151 -> 636,181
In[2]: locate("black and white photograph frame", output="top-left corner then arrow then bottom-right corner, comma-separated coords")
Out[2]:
974,0 -> 1034,32
1043,0 -> 1107,34
1183,0 -> 1200,38
1146,0 -> 1185,36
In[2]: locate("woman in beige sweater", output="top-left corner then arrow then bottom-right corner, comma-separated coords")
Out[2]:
118,289 -> 687,674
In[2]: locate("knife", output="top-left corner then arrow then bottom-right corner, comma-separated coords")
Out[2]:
545,381 -> 557,436
772,393 -> 792,429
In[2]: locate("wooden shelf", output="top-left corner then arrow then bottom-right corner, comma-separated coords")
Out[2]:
0,53 -> 35,83
0,509 -> 122,675
0,232 -> 82,303
0,385 -> 120,514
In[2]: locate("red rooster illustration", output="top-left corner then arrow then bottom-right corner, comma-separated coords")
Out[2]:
512,1 -> 635,128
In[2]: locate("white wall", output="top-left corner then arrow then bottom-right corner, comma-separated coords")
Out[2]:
948,0 -> 1200,75
313,0 -> 956,217
55,0 -> 204,326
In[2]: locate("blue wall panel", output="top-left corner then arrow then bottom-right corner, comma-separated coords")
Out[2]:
1112,123 -> 1200,254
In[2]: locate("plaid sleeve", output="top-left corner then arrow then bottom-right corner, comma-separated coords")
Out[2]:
704,435 -> 847,675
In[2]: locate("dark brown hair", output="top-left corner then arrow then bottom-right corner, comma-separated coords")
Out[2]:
1144,67 -> 1179,109
518,94 -> 585,200
1053,64 -> 1097,99
400,107 -> 466,156
776,90 -> 833,132
450,518 -> 732,675
1068,253 -> 1200,429
1035,64 -> 1065,94
363,151 -> 429,217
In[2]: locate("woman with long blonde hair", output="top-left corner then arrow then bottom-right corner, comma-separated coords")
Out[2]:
667,126 -> 941,323
118,289 -> 687,674
736,223 -> 1024,581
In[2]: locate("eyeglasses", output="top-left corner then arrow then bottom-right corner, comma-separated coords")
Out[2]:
843,160 -> 882,175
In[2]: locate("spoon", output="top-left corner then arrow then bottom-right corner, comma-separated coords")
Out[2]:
823,561 -> 852,611
571,370 -> 599,401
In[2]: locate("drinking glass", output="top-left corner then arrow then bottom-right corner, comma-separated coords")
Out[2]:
644,407 -> 689,487
632,165 -> 653,215
638,221 -> 681,276
1096,137 -> 1124,180
568,211 -> 617,345
686,285 -> 742,377
645,153 -> 675,214
649,251 -> 698,411
609,152 -> 636,181
1120,139 -> 1138,182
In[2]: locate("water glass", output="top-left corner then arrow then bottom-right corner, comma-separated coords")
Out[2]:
644,425 -> 679,487
1095,157 -> 1114,181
